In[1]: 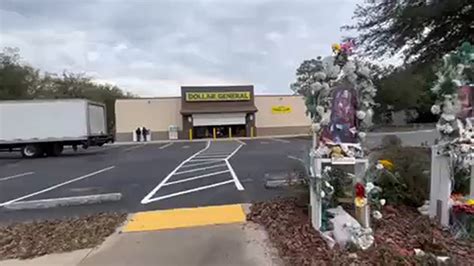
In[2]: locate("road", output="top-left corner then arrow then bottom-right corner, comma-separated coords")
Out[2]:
0,129 -> 437,223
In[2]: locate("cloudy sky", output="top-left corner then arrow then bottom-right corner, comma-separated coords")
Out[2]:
0,0 -> 361,96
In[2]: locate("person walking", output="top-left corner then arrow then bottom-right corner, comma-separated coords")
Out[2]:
142,126 -> 148,142
135,127 -> 141,142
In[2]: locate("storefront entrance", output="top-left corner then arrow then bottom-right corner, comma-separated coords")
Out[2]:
193,125 -> 246,139
180,85 -> 258,139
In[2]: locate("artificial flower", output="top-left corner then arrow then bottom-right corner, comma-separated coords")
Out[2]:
355,196 -> 367,207
378,160 -> 394,171
431,105 -> 441,115
365,182 -> 375,193
321,191 -> 326,198
441,113 -> 456,122
355,182 -> 365,198
372,210 -> 383,220
467,199 -> 474,206
376,163 -> 384,170
316,106 -> 325,114
356,110 -> 367,120
311,123 -> 321,132
444,124 -> 454,134
332,43 -> 341,52
380,199 -> 386,206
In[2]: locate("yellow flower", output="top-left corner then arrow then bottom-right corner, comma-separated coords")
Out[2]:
467,199 -> 474,206
355,196 -> 367,207
332,43 -> 341,52
378,160 -> 394,171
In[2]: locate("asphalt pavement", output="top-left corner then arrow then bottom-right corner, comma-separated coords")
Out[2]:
0,138 -> 308,223
0,129 -> 438,223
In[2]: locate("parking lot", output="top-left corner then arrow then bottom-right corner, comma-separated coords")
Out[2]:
0,137 -> 311,223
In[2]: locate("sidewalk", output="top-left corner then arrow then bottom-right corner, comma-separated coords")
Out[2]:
2,205 -> 282,266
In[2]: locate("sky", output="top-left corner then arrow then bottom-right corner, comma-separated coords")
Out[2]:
0,0 -> 362,96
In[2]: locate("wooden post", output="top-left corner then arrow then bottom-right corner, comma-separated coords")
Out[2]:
213,127 -> 217,139
228,127 -> 232,138
470,164 -> 474,199
429,145 -> 451,226
188,128 -> 193,140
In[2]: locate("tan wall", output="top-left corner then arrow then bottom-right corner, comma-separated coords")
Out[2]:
254,95 -> 311,128
115,98 -> 182,133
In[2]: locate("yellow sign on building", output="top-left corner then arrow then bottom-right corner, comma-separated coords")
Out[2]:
271,105 -> 292,114
185,91 -> 251,102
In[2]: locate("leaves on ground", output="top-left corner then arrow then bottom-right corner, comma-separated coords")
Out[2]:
248,198 -> 474,265
0,212 -> 127,260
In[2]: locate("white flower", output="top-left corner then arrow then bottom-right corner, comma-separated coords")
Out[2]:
441,113 -> 456,122
366,182 -> 375,193
380,199 -> 386,206
324,166 -> 332,172
431,105 -> 441,115
324,181 -> 331,187
321,191 -> 326,198
316,106 -> 325,114
444,124 -> 454,134
366,109 -> 374,117
356,110 -> 366,120
311,123 -> 321,132
460,144 -> 470,153
310,82 -> 322,92
372,210 -> 383,220
358,132 -> 367,139
376,163 -> 384,170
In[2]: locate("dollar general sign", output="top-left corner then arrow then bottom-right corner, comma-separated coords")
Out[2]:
185,92 -> 251,102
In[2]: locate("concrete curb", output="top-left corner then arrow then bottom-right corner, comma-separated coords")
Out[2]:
3,193 -> 122,210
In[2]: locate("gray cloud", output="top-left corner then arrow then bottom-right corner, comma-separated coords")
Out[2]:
0,0 -> 359,96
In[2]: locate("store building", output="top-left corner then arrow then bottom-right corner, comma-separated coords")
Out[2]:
115,85 -> 311,141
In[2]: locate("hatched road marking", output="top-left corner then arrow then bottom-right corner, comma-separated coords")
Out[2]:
123,204 -> 246,232
141,140 -> 244,205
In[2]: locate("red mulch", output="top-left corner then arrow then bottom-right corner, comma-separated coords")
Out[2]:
247,198 -> 474,266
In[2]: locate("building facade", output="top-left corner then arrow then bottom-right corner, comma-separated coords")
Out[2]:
115,85 -> 311,141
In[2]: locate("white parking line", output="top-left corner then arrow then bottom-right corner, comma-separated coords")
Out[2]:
270,138 -> 291,143
234,139 -> 247,145
181,160 -> 223,168
225,144 -> 245,190
194,155 -> 228,159
0,166 -> 115,207
159,143 -> 173,149
288,155 -> 304,163
0,172 -> 35,182
145,180 -> 234,202
174,164 -> 227,175
199,152 -> 232,156
163,170 -> 230,186
123,144 -> 145,152
189,158 -> 222,162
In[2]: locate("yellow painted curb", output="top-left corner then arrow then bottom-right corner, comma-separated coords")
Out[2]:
123,204 -> 246,232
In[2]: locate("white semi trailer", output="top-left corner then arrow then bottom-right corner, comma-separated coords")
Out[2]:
0,99 -> 114,158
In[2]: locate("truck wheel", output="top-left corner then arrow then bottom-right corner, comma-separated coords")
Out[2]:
21,144 -> 42,158
45,143 -> 63,157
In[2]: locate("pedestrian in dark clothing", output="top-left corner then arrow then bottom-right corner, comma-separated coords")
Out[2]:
142,127 -> 148,142
135,127 -> 141,142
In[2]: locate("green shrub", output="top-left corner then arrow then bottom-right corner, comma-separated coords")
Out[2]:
376,146 -> 430,207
